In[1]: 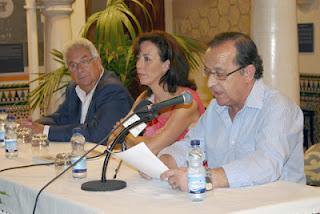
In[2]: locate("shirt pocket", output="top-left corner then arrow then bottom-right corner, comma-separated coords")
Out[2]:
236,138 -> 256,158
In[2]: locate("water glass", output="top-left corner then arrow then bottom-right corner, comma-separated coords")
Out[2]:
54,152 -> 71,175
16,127 -> 32,144
0,109 -> 8,121
31,134 -> 49,157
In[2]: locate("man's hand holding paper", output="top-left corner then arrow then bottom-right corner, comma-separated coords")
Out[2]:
113,142 -> 168,179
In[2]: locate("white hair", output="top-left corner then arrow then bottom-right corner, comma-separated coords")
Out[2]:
63,38 -> 99,65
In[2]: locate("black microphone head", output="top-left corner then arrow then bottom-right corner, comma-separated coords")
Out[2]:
182,91 -> 193,104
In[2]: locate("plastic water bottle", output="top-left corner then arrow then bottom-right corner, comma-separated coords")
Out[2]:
188,139 -> 206,201
70,127 -> 87,179
197,138 -> 208,169
0,109 -> 7,147
5,115 -> 18,158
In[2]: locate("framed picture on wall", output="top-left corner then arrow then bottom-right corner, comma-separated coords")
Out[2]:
0,43 -> 24,74
0,0 -> 29,82
298,23 -> 314,53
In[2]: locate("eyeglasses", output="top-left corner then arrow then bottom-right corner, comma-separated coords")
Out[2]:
68,57 -> 96,72
203,65 -> 245,80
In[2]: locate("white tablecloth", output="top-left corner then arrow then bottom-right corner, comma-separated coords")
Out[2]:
0,143 -> 320,214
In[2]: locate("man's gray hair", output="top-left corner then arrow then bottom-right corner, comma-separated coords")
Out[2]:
63,38 -> 99,65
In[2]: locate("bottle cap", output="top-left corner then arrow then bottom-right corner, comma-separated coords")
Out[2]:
7,114 -> 16,121
190,139 -> 200,146
72,127 -> 82,134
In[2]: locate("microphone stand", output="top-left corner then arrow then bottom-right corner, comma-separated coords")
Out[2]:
81,111 -> 156,191
32,109 -> 156,213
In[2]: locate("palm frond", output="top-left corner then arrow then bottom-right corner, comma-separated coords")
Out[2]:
172,34 -> 205,71
0,191 -> 7,195
129,0 -> 153,30
81,0 -> 155,86
80,12 -> 102,37
29,0 -> 204,112
28,50 -> 70,111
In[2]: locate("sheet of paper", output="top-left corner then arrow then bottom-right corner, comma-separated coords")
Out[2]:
113,142 -> 168,179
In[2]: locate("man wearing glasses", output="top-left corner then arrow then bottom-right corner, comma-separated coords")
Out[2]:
160,32 -> 305,189
23,38 -> 133,143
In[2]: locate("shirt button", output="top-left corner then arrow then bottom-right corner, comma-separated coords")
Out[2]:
231,140 -> 235,145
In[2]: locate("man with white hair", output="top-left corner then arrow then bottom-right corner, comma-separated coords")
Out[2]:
24,38 -> 133,143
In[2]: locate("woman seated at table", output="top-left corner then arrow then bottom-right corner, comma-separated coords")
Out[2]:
109,31 -> 205,155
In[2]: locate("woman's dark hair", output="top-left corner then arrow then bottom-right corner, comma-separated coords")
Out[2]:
133,30 -> 196,94
208,32 -> 263,79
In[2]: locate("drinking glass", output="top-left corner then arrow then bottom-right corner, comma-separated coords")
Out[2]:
31,134 -> 49,157
16,127 -> 32,144
54,152 -> 71,175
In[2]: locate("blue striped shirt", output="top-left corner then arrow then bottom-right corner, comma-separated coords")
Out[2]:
160,80 -> 306,188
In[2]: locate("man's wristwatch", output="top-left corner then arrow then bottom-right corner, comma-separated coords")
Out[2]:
206,170 -> 213,191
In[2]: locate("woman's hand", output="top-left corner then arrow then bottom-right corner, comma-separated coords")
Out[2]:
106,117 -> 141,149
107,121 -> 125,146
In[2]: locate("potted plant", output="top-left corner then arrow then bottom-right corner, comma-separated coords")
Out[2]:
29,0 -> 204,112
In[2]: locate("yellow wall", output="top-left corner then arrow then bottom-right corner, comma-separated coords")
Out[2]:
171,0 -> 251,106
297,1 -> 320,75
172,0 -> 251,42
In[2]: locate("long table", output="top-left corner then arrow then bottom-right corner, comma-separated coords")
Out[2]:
1,142 -> 320,214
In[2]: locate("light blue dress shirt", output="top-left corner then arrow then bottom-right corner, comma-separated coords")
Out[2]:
159,80 -> 306,188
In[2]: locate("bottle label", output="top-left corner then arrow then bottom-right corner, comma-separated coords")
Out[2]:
5,139 -> 17,152
0,130 -> 5,142
203,159 -> 208,169
71,156 -> 87,173
188,174 -> 206,194
190,138 -> 208,168
199,139 -> 208,168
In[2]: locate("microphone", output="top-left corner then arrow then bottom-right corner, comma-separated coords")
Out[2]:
137,91 -> 193,114
122,99 -> 153,137
81,93 -> 193,192
81,99 -> 156,192
33,106 -> 156,212
134,99 -> 153,114
32,93 -> 193,211
81,115 -> 152,192
132,99 -> 154,121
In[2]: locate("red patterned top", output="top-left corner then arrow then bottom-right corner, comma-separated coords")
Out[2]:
143,88 -> 205,140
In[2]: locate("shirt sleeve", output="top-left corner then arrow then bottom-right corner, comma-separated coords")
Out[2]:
158,112 -> 207,168
158,139 -> 189,167
43,125 -> 50,136
222,98 -> 304,188
37,84 -> 76,126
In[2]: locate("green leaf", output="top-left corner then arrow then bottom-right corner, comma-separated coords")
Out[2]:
28,50 -> 70,111
29,0 -> 204,113
0,191 -> 7,196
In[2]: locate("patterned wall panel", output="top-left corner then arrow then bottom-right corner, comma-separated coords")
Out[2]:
172,0 -> 251,43
0,83 -> 30,119
300,74 -> 320,145
172,0 -> 251,106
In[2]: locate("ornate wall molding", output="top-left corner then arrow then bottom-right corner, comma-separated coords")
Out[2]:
0,82 -> 30,119
0,0 -> 14,18
40,0 -> 74,16
300,73 -> 320,145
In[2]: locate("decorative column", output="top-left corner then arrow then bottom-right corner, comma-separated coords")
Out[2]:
251,0 -> 300,104
41,0 -> 74,114
70,0 -> 86,38
24,0 -> 40,120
